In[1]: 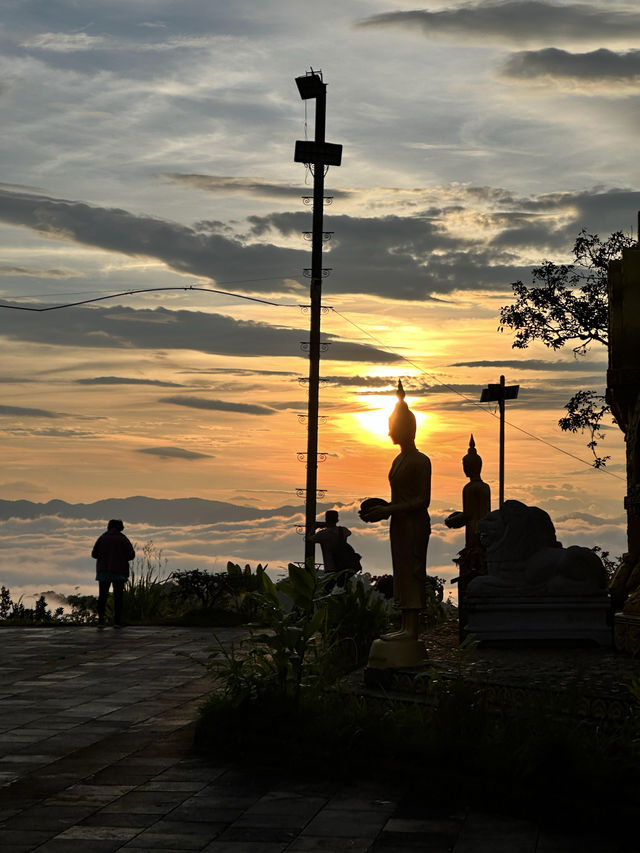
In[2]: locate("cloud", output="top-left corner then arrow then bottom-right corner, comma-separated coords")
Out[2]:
136,446 -> 212,460
358,2 -> 640,48
76,376 -> 185,387
23,32 -> 110,52
501,48 -> 640,84
0,185 -> 637,312
161,174 -> 353,201
0,187 -> 523,300
322,375 -> 402,388
0,301 -> 398,364
450,359 -> 606,373
160,395 -> 276,416
0,265 -> 75,278
0,480 -> 51,497
180,367 -> 298,378
1,427 -> 94,437
246,210 -> 527,297
0,187 -> 305,292
0,187 -> 496,301
462,186 -> 640,251
0,404 -> 60,418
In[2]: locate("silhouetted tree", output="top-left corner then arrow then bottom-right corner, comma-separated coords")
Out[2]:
499,229 -> 636,467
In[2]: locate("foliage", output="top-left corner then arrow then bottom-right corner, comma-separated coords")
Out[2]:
169,568 -> 230,611
0,586 -> 11,620
499,229 -> 636,466
123,541 -> 172,624
590,545 -> 622,581
208,561 -> 331,708
370,573 -> 447,629
557,389 -> 612,468
225,561 -> 267,622
168,563 -> 268,624
0,587 -> 71,625
197,649 -> 640,827
66,593 -> 99,623
0,554 -> 278,629
323,575 -> 391,674
424,574 -> 447,628
371,573 -> 394,598
207,562 -> 392,709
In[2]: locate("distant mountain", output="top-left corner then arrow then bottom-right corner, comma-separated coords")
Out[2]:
0,497 -> 306,526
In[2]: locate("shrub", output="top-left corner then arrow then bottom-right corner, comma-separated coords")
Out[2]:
225,562 -> 267,622
205,561 -> 392,711
169,568 -> 230,611
208,561 -> 329,708
323,574 -> 391,674
123,541 -> 172,624
0,586 -> 12,619
370,573 -> 447,629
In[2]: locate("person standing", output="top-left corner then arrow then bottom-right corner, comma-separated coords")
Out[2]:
308,510 -> 361,585
92,519 -> 135,628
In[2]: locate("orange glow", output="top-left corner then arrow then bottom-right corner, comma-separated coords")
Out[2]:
353,395 -> 430,444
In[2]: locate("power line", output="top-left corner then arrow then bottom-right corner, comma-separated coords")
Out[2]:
330,308 -> 625,482
1,275 -> 301,301
0,284 -> 284,312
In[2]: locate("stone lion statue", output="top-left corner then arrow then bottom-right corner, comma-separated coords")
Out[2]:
466,500 -> 608,597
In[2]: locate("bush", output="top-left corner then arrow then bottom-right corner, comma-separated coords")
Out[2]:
323,575 -> 391,674
0,587 -> 71,625
169,568 -> 230,611
205,561 -> 392,710
123,541 -> 172,623
370,573 -> 447,629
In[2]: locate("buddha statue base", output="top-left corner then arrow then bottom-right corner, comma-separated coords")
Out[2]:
366,635 -> 428,670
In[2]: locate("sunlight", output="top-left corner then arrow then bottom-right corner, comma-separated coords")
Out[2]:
354,395 -> 431,445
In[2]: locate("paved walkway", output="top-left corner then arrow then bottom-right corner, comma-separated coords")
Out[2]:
0,626 -> 635,852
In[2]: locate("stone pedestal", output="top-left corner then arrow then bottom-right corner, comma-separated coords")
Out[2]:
363,664 -> 430,692
613,612 -> 640,653
366,636 -> 428,670
464,594 -> 612,645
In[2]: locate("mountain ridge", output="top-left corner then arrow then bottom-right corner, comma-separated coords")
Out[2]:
0,496 -> 307,526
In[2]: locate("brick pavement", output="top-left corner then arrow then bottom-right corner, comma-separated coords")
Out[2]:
0,626 -> 635,852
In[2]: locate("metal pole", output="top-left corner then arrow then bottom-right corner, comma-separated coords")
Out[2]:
304,83 -> 326,566
499,374 -> 505,508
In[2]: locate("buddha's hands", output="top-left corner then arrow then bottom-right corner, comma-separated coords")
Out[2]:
360,504 -> 391,523
445,511 -> 465,529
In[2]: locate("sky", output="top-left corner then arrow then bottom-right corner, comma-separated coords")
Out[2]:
0,0 -> 638,601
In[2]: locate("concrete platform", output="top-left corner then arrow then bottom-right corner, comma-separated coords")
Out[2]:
0,626 -> 635,852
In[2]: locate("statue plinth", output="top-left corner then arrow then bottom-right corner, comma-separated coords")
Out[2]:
614,611 -> 640,654
366,635 -> 428,670
614,586 -> 640,653
466,594 -> 612,645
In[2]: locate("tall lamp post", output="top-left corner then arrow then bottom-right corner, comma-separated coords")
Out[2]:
293,70 -> 342,565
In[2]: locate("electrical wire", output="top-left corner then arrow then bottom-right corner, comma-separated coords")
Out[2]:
0,284 -> 285,312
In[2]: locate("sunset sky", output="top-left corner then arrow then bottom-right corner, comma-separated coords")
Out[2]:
1,0 -> 638,598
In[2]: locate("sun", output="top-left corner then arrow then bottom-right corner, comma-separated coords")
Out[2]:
353,396 -> 429,444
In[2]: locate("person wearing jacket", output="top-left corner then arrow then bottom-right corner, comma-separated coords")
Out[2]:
92,519 -> 135,628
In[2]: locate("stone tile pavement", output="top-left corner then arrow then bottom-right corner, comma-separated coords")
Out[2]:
0,626 -> 635,852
